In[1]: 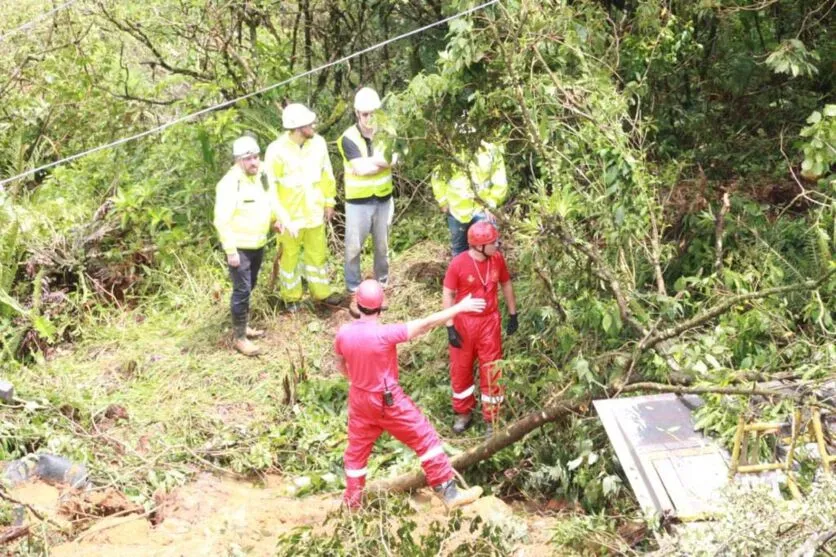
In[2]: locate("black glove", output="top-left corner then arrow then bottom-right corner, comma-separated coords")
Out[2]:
447,325 -> 462,348
506,313 -> 519,335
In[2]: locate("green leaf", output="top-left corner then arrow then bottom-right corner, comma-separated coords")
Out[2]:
602,312 -> 613,334
602,475 -> 621,496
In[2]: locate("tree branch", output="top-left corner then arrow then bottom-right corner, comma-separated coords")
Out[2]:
645,271 -> 834,350
714,190 -> 731,272
96,3 -> 213,82
620,382 -> 792,399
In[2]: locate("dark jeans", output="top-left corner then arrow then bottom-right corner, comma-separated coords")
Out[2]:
447,212 -> 489,256
228,248 -> 264,338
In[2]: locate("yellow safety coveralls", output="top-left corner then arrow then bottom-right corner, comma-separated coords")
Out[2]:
264,132 -> 336,302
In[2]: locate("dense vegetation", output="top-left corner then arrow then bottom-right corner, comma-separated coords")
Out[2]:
1,0 -> 834,553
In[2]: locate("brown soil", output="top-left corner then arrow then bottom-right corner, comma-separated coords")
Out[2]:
7,474 -> 560,555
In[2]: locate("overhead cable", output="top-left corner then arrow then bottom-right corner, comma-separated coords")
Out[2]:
0,0 -> 501,187
0,0 -> 81,43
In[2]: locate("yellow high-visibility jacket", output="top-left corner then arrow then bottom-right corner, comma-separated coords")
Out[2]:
431,141 -> 508,224
213,164 -> 278,255
264,132 -> 336,230
337,124 -> 393,201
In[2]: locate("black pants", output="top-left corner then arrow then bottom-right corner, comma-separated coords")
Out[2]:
228,248 -> 264,338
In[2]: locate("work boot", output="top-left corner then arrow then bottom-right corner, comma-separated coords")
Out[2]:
452,412 -> 473,434
284,301 -> 301,313
233,338 -> 260,357
320,293 -> 345,307
245,326 -> 265,339
433,480 -> 483,510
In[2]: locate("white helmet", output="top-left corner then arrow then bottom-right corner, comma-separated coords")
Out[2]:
354,87 -> 381,112
232,135 -> 260,158
282,103 -> 316,129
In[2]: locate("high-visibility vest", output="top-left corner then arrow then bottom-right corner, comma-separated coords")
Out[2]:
213,164 -> 276,254
337,125 -> 393,201
431,141 -> 508,224
264,132 -> 336,230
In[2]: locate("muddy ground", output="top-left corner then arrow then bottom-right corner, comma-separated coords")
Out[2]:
8,473 -> 560,555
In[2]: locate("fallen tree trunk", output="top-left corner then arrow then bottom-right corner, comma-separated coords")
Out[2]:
368,398 -> 587,493
369,379 -> 822,494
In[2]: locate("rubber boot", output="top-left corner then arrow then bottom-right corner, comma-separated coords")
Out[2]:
433,480 -> 483,510
452,412 -> 473,434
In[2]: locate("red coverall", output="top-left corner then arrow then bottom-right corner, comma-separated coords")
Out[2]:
334,320 -> 454,508
444,251 -> 510,421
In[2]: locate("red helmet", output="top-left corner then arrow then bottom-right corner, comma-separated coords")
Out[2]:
355,279 -> 384,310
467,221 -> 499,247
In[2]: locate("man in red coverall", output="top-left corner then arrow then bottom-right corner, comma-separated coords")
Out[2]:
443,221 -> 517,437
335,279 -> 486,510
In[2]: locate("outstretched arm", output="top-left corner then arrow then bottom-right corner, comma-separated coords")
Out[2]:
406,294 -> 485,340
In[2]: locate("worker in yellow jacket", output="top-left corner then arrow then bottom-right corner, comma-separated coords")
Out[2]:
264,103 -> 343,310
214,135 -> 284,356
431,141 -> 508,256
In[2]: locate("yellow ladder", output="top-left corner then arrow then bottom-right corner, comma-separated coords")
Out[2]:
729,406 -> 833,498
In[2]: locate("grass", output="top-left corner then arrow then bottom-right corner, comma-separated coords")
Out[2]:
1,236 -> 484,510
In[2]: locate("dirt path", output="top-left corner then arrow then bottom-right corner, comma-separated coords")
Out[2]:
9,474 -> 558,555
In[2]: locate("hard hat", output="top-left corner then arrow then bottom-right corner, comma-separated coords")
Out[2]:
232,136 -> 260,158
282,103 -> 316,129
467,221 -> 499,247
354,87 -> 381,112
355,279 -> 384,311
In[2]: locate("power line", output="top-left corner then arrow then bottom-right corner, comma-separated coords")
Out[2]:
0,0 -> 81,43
0,0 -> 501,187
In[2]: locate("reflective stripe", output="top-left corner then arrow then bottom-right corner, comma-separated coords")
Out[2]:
304,265 -> 327,275
306,276 -> 330,285
453,385 -> 475,399
345,173 -> 393,188
418,445 -> 445,463
282,278 -> 301,289
481,393 -> 504,404
345,467 -> 368,478
280,269 -> 297,279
